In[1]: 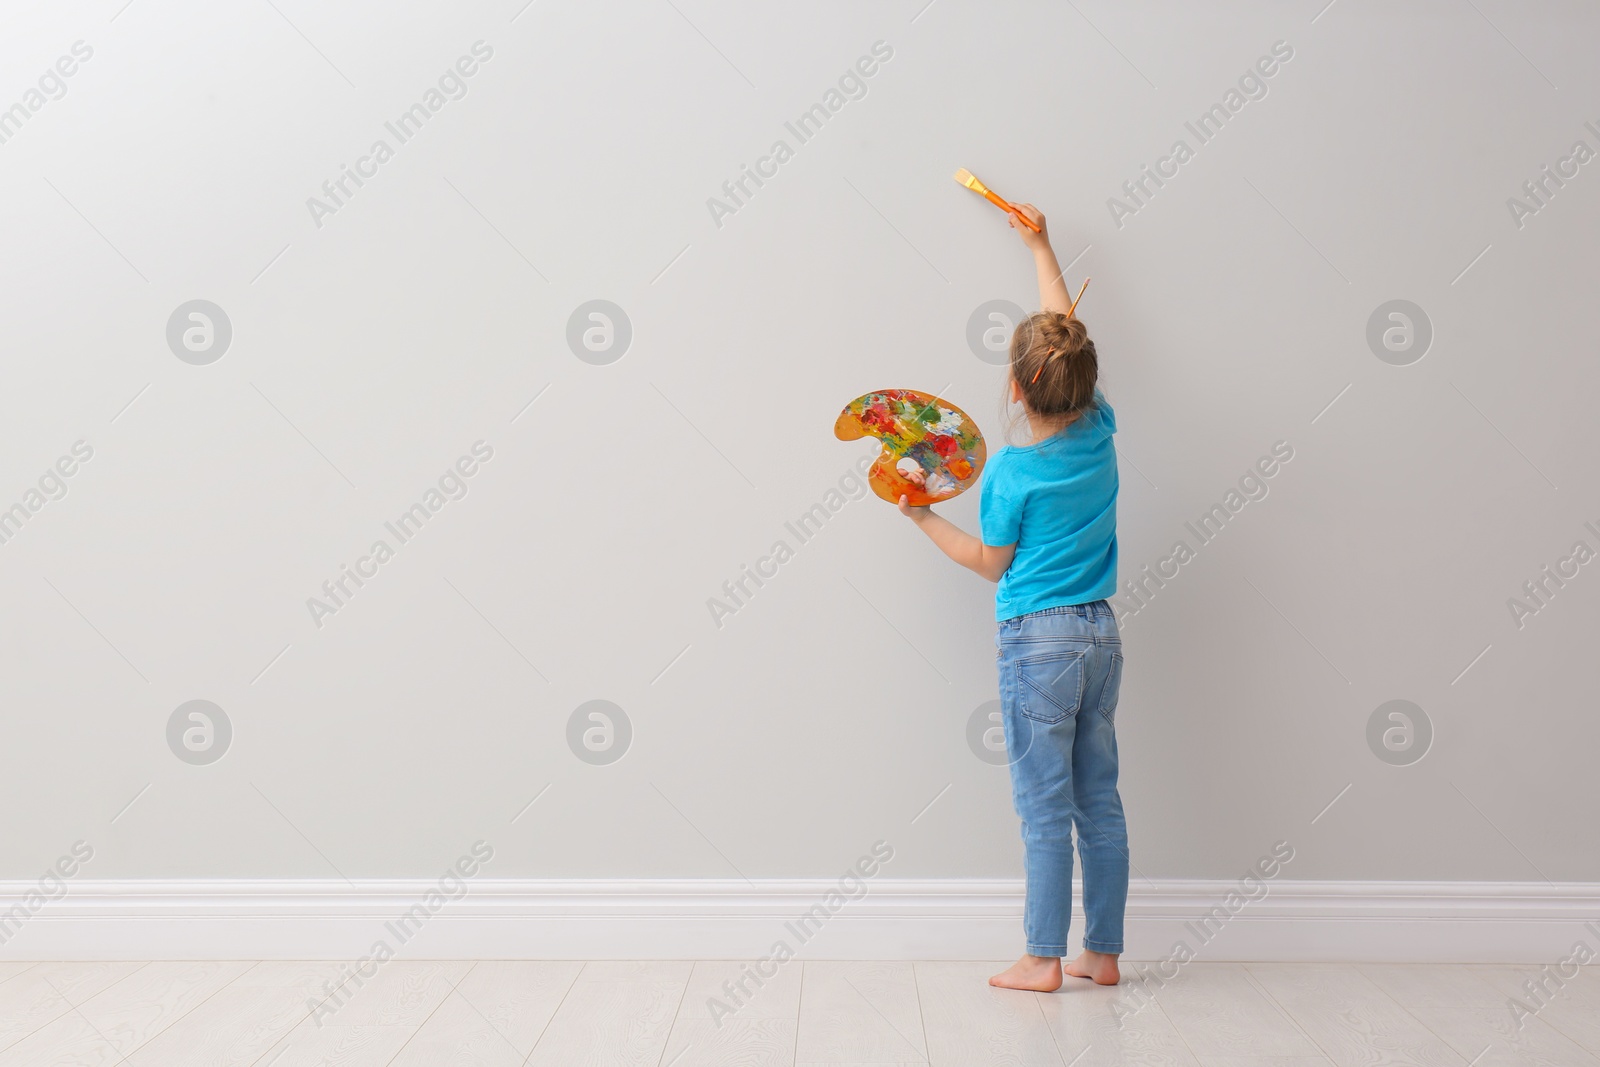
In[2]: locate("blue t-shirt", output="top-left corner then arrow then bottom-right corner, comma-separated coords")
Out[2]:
979,393 -> 1118,621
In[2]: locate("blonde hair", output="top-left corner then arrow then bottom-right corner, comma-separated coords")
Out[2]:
1005,311 -> 1098,440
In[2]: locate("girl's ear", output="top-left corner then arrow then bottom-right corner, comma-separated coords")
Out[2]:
1009,378 -> 1023,405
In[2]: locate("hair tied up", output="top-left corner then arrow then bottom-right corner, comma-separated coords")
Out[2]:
1009,310 -> 1099,427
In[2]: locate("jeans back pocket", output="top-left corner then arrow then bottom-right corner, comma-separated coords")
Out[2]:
1015,648 -> 1086,724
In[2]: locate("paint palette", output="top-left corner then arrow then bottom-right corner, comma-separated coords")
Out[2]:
834,389 -> 986,506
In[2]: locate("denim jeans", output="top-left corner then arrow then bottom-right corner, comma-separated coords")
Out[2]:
996,601 -> 1128,956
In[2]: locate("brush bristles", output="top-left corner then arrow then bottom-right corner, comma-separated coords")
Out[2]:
953,168 -> 988,194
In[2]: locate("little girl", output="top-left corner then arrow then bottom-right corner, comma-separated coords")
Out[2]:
899,204 -> 1127,992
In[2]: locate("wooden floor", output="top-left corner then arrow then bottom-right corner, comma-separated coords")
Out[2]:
0,958 -> 1596,1066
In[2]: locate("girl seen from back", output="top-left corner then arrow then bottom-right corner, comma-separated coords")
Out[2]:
899,203 -> 1128,991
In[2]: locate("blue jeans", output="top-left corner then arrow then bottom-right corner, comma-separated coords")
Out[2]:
996,601 -> 1129,956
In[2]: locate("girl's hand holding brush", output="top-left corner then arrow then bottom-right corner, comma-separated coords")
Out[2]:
1009,203 -> 1049,251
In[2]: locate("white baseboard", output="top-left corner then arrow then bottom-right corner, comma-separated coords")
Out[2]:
2,878 -> 1596,963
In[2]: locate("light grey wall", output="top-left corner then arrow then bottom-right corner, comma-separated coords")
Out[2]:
2,0 -> 1596,885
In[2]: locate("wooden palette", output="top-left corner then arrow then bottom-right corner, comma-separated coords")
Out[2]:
834,389 -> 987,506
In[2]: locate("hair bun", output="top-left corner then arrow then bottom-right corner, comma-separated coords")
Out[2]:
1008,310 -> 1099,420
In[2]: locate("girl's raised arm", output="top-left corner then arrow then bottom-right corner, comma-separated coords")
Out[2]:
1010,204 -> 1073,317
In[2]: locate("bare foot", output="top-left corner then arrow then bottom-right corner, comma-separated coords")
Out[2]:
1063,949 -> 1121,985
989,954 -> 1063,992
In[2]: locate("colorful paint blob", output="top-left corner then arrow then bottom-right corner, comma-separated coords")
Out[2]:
834,389 -> 987,506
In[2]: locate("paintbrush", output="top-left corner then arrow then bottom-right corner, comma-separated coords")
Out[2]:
953,168 -> 1041,232
1066,276 -> 1090,318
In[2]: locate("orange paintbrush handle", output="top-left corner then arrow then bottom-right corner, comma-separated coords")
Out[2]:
983,190 -> 1041,232
979,189 -> 1011,213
